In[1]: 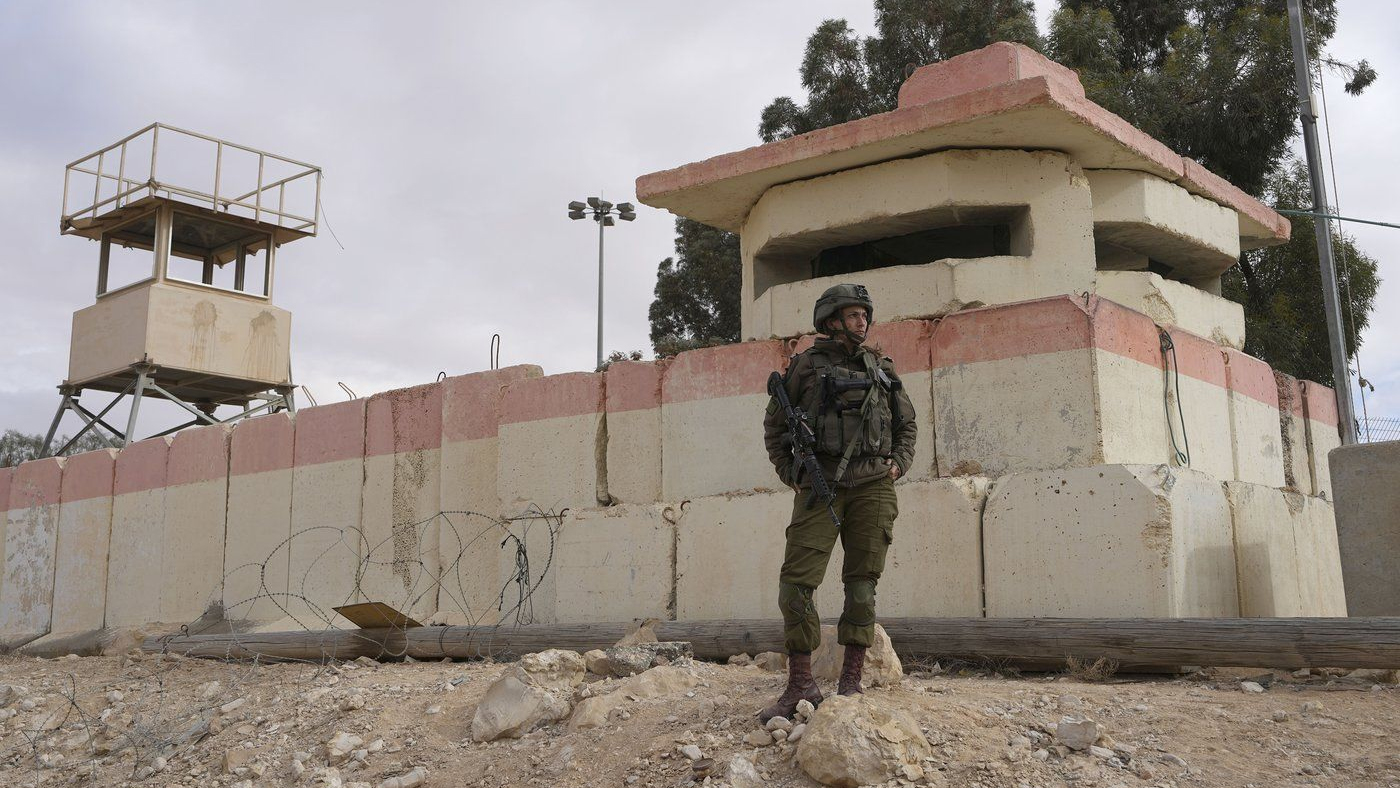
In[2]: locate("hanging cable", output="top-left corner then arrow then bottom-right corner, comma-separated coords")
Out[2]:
1159,329 -> 1191,468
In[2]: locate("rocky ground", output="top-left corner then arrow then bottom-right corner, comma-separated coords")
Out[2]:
1,639 -> 1399,788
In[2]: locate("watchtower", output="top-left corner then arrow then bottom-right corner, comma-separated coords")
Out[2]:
41,123 -> 322,456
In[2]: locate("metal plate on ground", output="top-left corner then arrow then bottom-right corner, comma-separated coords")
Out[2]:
333,602 -> 423,630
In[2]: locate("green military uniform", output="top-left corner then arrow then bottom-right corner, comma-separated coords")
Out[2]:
763,330 -> 917,653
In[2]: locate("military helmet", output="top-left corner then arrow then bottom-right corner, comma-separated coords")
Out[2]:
813,283 -> 874,335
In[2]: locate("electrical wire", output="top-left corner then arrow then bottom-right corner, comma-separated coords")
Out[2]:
1159,329 -> 1191,468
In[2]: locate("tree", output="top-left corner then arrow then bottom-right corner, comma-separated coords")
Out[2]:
1222,160 -> 1379,386
648,217 -> 742,356
0,429 -> 112,468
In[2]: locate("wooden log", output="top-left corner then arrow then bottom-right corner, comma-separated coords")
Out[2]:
143,617 -> 1400,669
143,628 -> 406,662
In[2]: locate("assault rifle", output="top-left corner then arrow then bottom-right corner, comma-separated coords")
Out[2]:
767,371 -> 842,527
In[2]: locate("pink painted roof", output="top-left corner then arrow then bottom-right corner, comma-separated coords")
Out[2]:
636,42 -> 1287,250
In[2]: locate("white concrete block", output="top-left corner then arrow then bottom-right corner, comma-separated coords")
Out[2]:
162,425 -> 229,625
288,401 -> 366,627
550,503 -> 679,623
48,449 -> 116,640
1,458 -> 64,649
498,373 -> 604,513
1301,380 -> 1341,499
1221,349 -> 1286,488
1096,270 -> 1245,349
1275,373 -> 1311,493
878,478 -> 987,617
1329,440 -> 1400,616
224,414 -> 294,625
106,438 -> 171,628
604,361 -> 664,504
1087,169 -> 1240,279
1228,482 -> 1347,617
1161,327 -> 1233,482
984,464 -> 1238,618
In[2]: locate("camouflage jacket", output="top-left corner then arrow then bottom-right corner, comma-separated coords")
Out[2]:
763,337 -> 917,489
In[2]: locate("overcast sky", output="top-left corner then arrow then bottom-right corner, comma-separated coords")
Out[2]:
1,2 -> 1395,440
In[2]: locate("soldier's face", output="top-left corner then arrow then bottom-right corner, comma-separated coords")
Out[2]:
830,305 -> 869,341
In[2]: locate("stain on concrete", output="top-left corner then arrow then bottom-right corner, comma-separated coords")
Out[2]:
243,310 -> 280,381
189,300 -> 218,369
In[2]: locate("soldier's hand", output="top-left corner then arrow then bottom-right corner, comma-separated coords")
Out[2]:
887,460 -> 902,480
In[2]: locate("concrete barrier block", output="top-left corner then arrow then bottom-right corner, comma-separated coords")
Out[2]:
498,373 -> 604,512
604,361 -> 665,504
1293,494 -> 1347,616
869,321 -> 935,481
549,503 -> 680,623
1161,326 -> 1233,481
47,449 -> 116,641
1227,482 -> 1347,616
1090,297 -> 1170,468
1300,380 -> 1341,499
1275,373 -> 1310,492
163,424 -> 230,625
879,477 -> 987,616
106,437 -> 171,627
932,297 -> 1100,477
1,458 -> 65,649
495,510 -> 566,626
677,492 -> 806,620
1096,270 -> 1245,349
288,400 -> 366,627
0,467 -> 10,610
662,341 -> 790,499
1329,440 -> 1400,615
1222,349 -> 1285,487
224,414 -> 294,624
984,464 -> 1238,617
440,365 -> 542,625
362,382 -> 443,618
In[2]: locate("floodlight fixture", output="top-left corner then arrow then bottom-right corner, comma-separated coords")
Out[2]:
566,193 -> 639,371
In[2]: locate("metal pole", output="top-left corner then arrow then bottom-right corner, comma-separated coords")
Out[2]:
596,210 -> 605,371
1286,0 -> 1358,445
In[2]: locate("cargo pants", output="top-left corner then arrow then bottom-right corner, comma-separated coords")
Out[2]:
778,475 -> 898,653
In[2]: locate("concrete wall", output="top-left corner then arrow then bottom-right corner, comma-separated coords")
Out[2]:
43,450 -> 117,645
1301,380 -> 1341,499
288,399 -> 365,627
1227,482 -> 1347,617
1329,440 -> 1400,616
1096,271 -> 1244,349
0,458 -> 64,649
498,373 -> 604,513
225,414 -> 294,624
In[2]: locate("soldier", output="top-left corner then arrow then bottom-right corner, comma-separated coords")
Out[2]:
759,283 -> 917,723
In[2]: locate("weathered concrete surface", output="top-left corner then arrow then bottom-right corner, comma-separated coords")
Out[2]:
440,365 -> 542,624
1227,482 -> 1346,617
1329,440 -> 1400,616
746,150 -> 1095,340
105,438 -> 171,628
288,400 -> 365,626
1276,373 -> 1312,493
604,361 -> 665,504
878,478 -> 988,617
498,373 -> 605,513
43,449 -> 116,644
1161,326 -> 1234,483
1301,380 -> 1341,499
224,414 -> 294,625
549,504 -> 679,623
1086,170 -> 1240,279
984,464 -> 1238,618
0,468 -> 10,620
661,341 -> 790,500
1095,270 -> 1245,349
0,458 -> 64,649
1221,349 -> 1286,488
161,425 -> 230,625
362,382 -> 443,619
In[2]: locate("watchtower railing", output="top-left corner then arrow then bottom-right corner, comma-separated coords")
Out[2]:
61,123 -> 321,235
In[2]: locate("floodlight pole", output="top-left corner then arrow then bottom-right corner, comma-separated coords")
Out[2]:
567,197 -> 636,371
597,212 -> 605,372
1286,0 -> 1358,444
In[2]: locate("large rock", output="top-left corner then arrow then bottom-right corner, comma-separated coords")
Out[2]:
797,696 -> 931,787
470,675 -> 572,741
600,642 -> 693,677
567,693 -> 625,730
508,649 -> 586,691
811,624 -> 903,687
620,665 -> 698,699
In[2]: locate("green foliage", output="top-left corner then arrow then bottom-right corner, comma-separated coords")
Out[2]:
1222,160 -> 1380,386
0,429 -> 112,468
648,218 -> 742,357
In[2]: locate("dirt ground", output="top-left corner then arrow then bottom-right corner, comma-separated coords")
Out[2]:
1,650 -> 1398,788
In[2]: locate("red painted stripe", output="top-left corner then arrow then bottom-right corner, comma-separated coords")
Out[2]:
1275,373 -> 1305,418
1222,349 -> 1280,408
606,360 -> 665,413
294,400 -> 366,465
932,296 -> 1093,367
443,365 -> 542,442
168,424 -> 229,486
365,382 -> 444,456
1162,326 -> 1227,389
500,372 -> 604,425
661,341 -> 789,405
899,42 -> 1084,107
1088,297 -> 1161,369
115,437 -> 171,495
230,413 -> 295,476
60,449 -> 117,503
1300,380 -> 1340,428
0,466 -> 11,512
12,457 -> 64,507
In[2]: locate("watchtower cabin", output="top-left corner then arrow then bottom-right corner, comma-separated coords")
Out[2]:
42,124 -> 322,456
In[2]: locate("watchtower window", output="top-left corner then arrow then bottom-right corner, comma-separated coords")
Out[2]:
811,223 -> 1015,278
165,211 -> 272,297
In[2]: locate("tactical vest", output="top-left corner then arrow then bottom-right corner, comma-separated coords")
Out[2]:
806,348 -> 898,479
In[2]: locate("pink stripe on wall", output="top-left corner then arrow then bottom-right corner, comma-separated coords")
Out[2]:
661,340 -> 788,404
1275,373 -> 1305,418
1222,349 -> 1280,408
365,382 -> 444,456
0,467 -> 12,512
294,400 -> 366,465
114,437 -> 170,496
1162,326 -> 1227,389
1088,297 -> 1161,369
60,449 -> 117,503
1300,380 -> 1340,428
13,457 -> 63,507
500,372 -> 603,425
932,296 -> 1093,367
230,413 -> 294,476
168,424 -> 229,486
867,320 -> 934,373
606,361 -> 665,414
442,365 -> 542,442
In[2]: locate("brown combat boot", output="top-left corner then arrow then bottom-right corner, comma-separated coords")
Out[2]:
758,652 -> 823,723
837,645 -> 866,696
